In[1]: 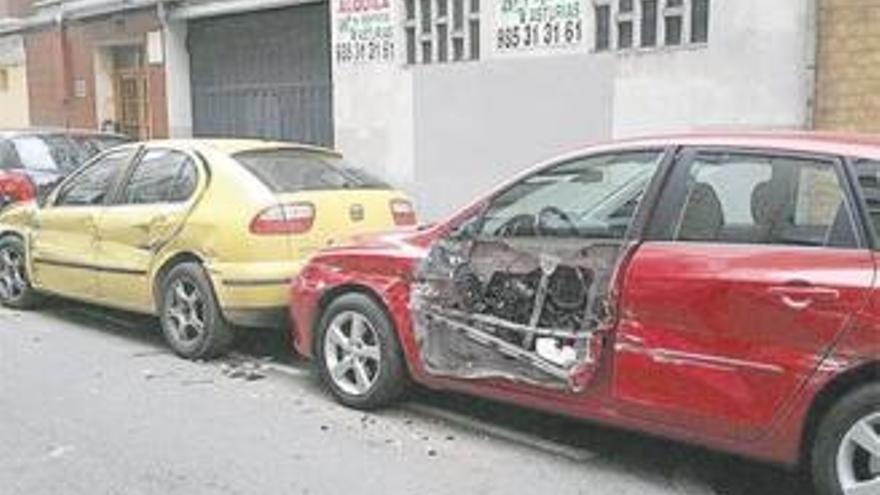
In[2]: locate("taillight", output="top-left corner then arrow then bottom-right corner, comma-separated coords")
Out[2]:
0,171 -> 36,204
390,199 -> 416,226
250,202 -> 315,235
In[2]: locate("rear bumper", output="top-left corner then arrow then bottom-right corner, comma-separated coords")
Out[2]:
224,306 -> 289,329
207,260 -> 306,327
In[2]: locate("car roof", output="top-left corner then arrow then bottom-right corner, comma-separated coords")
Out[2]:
142,138 -> 342,157
579,131 -> 880,162
0,127 -> 129,140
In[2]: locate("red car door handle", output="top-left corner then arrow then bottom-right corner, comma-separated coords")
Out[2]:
767,286 -> 840,310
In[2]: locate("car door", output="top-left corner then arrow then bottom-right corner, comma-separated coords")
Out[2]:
94,147 -> 202,312
613,148 -> 875,441
30,148 -> 136,301
411,149 -> 666,391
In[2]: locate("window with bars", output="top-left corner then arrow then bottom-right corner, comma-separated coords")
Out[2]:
404,0 -> 480,65
594,0 -> 709,52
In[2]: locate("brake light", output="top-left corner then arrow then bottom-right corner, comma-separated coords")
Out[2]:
250,202 -> 315,235
0,171 -> 36,204
390,199 -> 416,226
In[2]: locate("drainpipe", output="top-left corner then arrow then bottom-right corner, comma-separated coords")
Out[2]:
53,2 -> 72,128
804,0 -> 819,130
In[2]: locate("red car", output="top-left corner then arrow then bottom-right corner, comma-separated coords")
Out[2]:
290,133 -> 880,495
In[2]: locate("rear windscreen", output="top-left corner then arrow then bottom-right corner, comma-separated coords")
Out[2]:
233,149 -> 391,193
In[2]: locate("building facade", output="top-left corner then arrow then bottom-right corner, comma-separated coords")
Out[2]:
2,0 -> 870,219
22,2 -> 168,138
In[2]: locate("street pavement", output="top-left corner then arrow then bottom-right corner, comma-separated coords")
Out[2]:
1,301 -> 814,495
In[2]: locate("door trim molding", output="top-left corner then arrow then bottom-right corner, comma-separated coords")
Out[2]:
33,257 -> 148,276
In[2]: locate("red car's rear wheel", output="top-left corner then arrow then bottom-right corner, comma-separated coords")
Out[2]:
812,383 -> 880,495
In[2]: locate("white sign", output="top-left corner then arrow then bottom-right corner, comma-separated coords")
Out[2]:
495,0 -> 584,52
334,0 -> 395,64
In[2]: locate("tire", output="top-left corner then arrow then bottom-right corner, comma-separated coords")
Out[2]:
811,383 -> 880,495
0,235 -> 42,309
158,262 -> 235,359
315,293 -> 408,410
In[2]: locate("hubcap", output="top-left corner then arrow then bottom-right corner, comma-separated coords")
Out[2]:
164,279 -> 206,345
837,412 -> 880,495
323,311 -> 381,396
0,247 -> 26,302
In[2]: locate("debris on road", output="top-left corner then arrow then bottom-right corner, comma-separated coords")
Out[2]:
220,361 -> 266,382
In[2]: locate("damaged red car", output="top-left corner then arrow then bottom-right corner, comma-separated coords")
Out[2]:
290,133 -> 880,495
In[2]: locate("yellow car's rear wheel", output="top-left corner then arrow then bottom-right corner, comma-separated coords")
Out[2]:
159,262 -> 235,359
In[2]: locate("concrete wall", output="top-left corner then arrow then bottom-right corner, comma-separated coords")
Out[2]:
815,0 -> 880,133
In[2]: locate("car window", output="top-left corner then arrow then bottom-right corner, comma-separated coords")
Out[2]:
478,150 -> 663,239
55,149 -> 131,207
0,139 -> 18,169
10,136 -> 60,171
120,149 -> 198,205
671,152 -> 856,248
233,149 -> 390,192
853,159 -> 880,241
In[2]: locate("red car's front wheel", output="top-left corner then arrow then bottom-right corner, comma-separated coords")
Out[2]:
315,293 -> 408,410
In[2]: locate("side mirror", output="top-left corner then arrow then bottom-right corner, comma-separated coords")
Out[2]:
0,194 -> 10,211
448,214 -> 482,241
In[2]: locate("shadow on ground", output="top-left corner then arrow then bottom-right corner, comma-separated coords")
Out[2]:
39,300 -> 814,495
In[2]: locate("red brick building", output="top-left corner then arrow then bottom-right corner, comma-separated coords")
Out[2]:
23,5 -> 168,138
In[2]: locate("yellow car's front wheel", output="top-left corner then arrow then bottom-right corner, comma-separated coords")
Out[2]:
0,236 -> 42,309
159,262 -> 235,359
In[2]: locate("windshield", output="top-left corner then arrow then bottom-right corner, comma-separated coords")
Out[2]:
233,149 -> 392,192
480,151 -> 662,238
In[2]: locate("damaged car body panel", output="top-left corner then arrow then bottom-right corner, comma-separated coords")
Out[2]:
410,150 -> 665,391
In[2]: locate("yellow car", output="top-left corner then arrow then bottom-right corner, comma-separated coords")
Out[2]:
0,139 -> 417,358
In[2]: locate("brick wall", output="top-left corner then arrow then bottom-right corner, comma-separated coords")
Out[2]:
25,9 -> 169,137
815,0 -> 880,133
0,0 -> 32,18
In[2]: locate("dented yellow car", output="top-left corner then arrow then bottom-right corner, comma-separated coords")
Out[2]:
0,139 -> 416,358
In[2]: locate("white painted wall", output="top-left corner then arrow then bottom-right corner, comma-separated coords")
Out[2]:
0,34 -> 28,128
611,0 -> 814,137
167,0 -> 813,221
411,55 -> 615,220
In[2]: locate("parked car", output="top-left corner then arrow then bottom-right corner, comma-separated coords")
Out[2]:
289,133 -> 880,495
0,139 -> 417,359
0,128 -> 129,206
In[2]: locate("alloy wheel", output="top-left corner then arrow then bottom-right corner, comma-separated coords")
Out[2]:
165,278 -> 207,345
836,412 -> 880,495
323,310 -> 382,396
0,247 -> 27,302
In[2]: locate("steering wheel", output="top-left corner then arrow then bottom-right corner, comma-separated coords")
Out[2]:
494,214 -> 536,237
537,206 -> 579,237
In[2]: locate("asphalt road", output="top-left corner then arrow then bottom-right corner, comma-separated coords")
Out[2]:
0,302 -> 815,495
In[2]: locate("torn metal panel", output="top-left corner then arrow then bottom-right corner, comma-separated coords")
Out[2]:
411,236 -> 624,391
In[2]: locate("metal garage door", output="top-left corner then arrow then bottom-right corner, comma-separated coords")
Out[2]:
189,5 -> 333,146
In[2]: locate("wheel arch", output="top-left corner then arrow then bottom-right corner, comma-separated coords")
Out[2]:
151,251 -> 206,308
312,283 -> 398,356
801,360 -> 880,464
